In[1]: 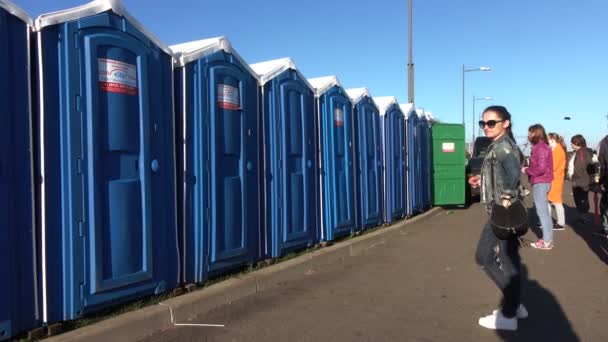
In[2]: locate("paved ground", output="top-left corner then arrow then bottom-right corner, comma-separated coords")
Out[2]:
140,185 -> 608,342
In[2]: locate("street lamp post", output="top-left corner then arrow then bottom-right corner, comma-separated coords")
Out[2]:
472,96 -> 493,142
407,0 -> 414,104
461,65 -> 492,125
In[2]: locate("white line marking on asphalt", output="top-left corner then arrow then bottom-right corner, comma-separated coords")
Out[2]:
159,303 -> 225,328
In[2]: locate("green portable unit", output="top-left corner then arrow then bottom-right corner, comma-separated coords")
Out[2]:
431,124 -> 465,205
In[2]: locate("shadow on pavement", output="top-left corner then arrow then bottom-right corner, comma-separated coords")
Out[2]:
526,206 -> 543,240
564,204 -> 608,265
496,264 -> 580,341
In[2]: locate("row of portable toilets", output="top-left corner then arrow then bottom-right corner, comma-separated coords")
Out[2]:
0,0 -> 439,339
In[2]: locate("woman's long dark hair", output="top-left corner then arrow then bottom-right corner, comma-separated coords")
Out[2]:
483,105 -> 516,143
571,134 -> 587,148
528,124 -> 548,145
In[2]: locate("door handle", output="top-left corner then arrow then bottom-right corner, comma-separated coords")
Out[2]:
151,159 -> 159,173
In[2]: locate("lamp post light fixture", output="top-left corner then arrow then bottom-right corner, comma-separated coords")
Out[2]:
473,96 -> 493,142
461,65 -> 492,125
563,115 -> 573,143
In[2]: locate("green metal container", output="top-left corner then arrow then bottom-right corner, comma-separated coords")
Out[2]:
431,124 -> 466,205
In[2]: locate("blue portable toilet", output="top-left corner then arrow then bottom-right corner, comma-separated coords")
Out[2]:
0,2 -> 38,339
345,88 -> 382,230
249,58 -> 318,257
171,37 -> 260,282
33,0 -> 179,324
374,97 -> 406,224
309,76 -> 356,241
400,103 -> 414,217
405,104 -> 423,214
418,110 -> 433,210
423,112 -> 436,207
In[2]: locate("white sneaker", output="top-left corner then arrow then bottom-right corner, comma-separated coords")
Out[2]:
492,304 -> 528,319
478,311 -> 518,331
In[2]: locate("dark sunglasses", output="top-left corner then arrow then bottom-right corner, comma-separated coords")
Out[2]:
478,120 -> 504,129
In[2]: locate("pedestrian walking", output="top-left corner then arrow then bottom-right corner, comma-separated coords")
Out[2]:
523,124 -> 554,249
547,133 -> 567,230
470,106 -> 525,331
568,134 -> 594,224
596,134 -> 608,235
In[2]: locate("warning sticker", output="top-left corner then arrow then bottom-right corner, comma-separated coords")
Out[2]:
442,142 -> 455,153
218,84 -> 240,110
334,108 -> 344,127
98,58 -> 138,96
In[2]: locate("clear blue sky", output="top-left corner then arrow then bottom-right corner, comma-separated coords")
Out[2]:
16,0 -> 608,147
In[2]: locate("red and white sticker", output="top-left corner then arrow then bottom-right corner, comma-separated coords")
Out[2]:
442,142 -> 455,153
218,84 -> 240,110
98,58 -> 138,96
334,108 -> 344,127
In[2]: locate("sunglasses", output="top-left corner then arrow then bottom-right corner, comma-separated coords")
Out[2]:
478,120 -> 504,129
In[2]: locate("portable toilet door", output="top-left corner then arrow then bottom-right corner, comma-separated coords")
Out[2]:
172,37 -> 260,283
250,58 -> 318,258
34,0 -> 179,323
346,88 -> 382,230
424,112 -> 436,206
375,97 -> 406,224
400,103 -> 413,217
0,2 -> 38,339
406,106 -> 422,214
415,112 -> 425,211
309,76 -> 356,241
420,111 -> 432,210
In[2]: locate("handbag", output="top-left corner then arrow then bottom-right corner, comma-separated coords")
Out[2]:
490,199 -> 529,240
487,147 -> 529,240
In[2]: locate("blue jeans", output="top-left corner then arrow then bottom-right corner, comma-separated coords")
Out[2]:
533,183 -> 553,242
475,221 -> 522,318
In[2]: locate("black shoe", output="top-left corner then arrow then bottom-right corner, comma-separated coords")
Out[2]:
553,224 -> 565,231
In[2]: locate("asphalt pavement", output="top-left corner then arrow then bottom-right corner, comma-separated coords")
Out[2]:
138,184 -> 608,342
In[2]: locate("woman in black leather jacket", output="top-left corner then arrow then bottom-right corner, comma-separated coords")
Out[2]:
469,106 -> 525,331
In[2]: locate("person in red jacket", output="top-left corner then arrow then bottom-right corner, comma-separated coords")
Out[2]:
522,124 -> 554,249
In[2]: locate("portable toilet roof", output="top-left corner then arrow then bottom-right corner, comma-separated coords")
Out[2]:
345,87 -> 376,106
307,76 -> 345,98
170,36 -> 256,76
0,0 -> 33,25
400,103 -> 415,117
415,108 -> 426,118
414,108 -> 435,121
250,57 -> 314,90
34,0 -> 172,55
374,96 -> 400,116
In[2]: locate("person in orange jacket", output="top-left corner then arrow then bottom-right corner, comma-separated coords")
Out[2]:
547,133 -> 567,230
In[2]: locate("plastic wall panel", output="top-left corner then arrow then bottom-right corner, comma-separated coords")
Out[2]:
0,5 -> 37,339
36,11 -> 178,323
